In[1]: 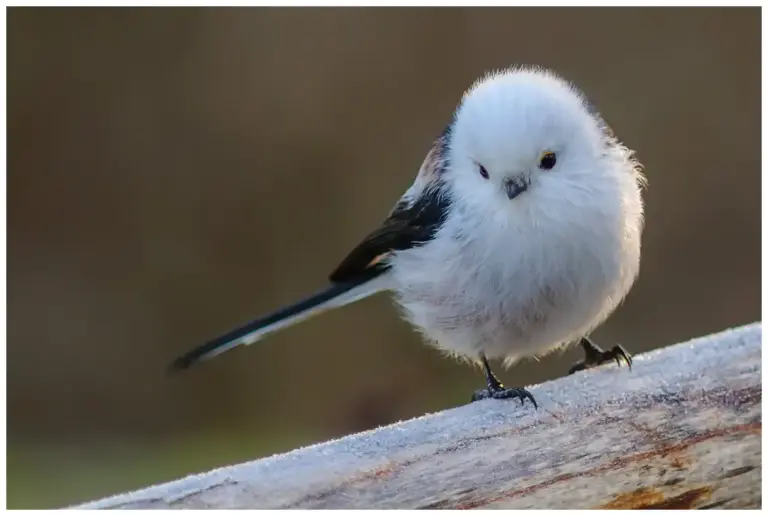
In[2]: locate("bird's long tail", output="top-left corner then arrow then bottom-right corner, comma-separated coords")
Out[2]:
168,273 -> 390,372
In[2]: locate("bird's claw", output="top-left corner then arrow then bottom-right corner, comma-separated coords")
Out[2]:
568,339 -> 633,375
611,344 -> 632,370
471,385 -> 538,409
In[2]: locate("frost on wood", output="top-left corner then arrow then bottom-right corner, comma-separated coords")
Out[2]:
76,323 -> 761,509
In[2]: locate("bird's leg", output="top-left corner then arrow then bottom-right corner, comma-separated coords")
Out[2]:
471,353 -> 537,408
568,336 -> 632,375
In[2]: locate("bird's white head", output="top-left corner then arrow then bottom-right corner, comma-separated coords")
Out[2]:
443,66 -> 642,220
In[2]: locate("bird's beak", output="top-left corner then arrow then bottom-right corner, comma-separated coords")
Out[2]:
504,177 -> 529,200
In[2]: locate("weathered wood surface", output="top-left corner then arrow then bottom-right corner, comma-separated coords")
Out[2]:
76,322 -> 761,509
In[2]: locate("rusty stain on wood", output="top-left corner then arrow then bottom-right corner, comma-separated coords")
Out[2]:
599,487 -> 666,509
599,486 -> 713,509
641,487 -> 713,509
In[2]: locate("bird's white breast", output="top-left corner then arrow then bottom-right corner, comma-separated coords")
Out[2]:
387,176 -> 642,365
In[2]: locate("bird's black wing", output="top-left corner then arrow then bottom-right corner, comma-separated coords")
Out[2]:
329,185 -> 452,283
168,190 -> 451,374
329,124 -> 454,283
167,126 -> 455,373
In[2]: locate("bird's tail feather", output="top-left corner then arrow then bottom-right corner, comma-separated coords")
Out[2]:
168,274 -> 390,372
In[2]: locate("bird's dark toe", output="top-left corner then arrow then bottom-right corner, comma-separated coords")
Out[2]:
568,338 -> 633,375
610,344 -> 633,370
471,386 -> 537,409
491,387 -> 538,408
471,388 -> 493,402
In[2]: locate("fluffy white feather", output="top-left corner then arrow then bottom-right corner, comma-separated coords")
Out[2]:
388,66 -> 644,366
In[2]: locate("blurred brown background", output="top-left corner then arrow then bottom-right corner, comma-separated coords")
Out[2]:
7,7 -> 760,509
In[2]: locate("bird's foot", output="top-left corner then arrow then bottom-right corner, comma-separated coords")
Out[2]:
471,384 -> 538,408
568,337 -> 632,375
471,353 -> 538,408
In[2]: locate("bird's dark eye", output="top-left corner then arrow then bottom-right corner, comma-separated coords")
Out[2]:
539,152 -> 557,170
478,164 -> 490,179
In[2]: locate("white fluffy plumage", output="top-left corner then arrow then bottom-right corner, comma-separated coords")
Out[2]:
390,67 -> 644,366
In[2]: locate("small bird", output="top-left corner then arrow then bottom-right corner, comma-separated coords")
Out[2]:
170,66 -> 644,407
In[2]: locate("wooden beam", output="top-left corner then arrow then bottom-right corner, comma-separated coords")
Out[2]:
75,322 -> 762,509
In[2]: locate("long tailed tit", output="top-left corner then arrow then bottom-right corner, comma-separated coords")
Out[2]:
170,66 -> 645,407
